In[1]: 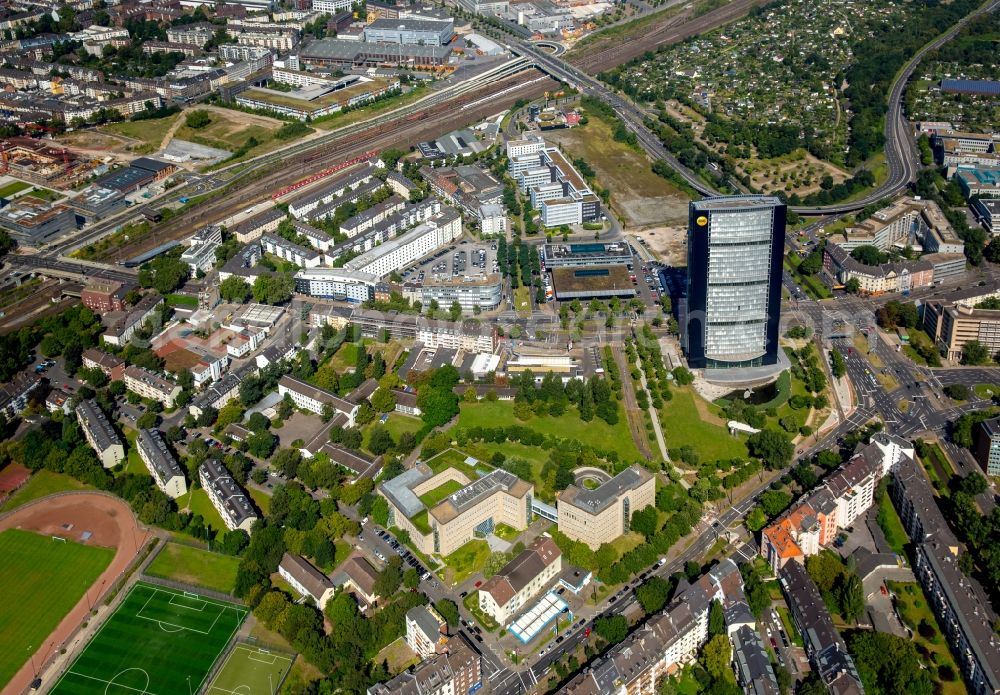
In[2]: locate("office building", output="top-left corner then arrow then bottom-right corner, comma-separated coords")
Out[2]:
380,463 -> 533,556
556,466 -> 655,550
344,212 -> 462,278
278,553 -> 334,608
123,365 -> 182,408
479,536 -> 561,624
294,267 -> 377,303
923,299 -> 1000,362
974,417 -> 1000,476
277,374 -> 359,424
199,459 -> 258,532
405,273 -> 503,313
0,198 -> 76,244
136,428 -> 187,498
683,196 -> 785,371
541,242 -> 632,268
362,18 -> 454,45
479,204 -> 507,236
511,146 -> 601,228
75,399 -> 125,468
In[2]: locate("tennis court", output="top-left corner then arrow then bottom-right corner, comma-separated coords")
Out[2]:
51,582 -> 247,695
205,644 -> 294,695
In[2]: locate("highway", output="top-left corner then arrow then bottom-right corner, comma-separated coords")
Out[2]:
509,0 -> 1000,215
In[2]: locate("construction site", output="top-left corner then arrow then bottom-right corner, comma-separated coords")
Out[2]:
0,138 -> 110,190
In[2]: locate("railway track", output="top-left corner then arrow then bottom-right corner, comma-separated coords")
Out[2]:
106,72 -> 557,263
571,0 -> 770,74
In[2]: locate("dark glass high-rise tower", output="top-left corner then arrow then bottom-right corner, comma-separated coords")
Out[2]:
683,195 -> 786,370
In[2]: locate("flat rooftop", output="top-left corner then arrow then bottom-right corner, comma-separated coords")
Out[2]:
692,195 -> 783,211
550,265 -> 636,298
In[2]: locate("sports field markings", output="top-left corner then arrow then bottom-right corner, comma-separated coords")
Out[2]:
135,587 -> 242,636
205,645 -> 294,695
63,669 -> 160,695
51,582 -> 249,695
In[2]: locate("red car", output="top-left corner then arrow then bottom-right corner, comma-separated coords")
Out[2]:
584,627 -> 591,637
475,580 -> 482,588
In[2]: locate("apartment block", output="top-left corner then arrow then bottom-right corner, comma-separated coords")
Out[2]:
102,294 -> 164,347
198,459 -> 258,532
278,553 -> 334,608
923,299 -> 1000,362
75,399 -> 124,468
82,348 -> 125,381
480,536 -> 561,624
779,561 -> 864,695
123,365 -> 182,408
367,635 -> 481,695
261,233 -> 323,268
405,605 -> 447,658
233,207 -> 285,244
277,374 -> 359,424
136,428 -> 187,498
556,466 -> 655,551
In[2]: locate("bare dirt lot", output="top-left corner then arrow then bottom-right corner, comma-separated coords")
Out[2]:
543,113 -> 690,228
0,492 -> 152,695
634,224 -> 688,266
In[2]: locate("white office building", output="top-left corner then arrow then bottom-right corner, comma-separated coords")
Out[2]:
345,211 -> 462,277
293,268 -> 377,302
479,204 -> 507,236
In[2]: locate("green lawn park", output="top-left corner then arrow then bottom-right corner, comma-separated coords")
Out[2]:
145,542 -> 241,594
0,529 -> 114,686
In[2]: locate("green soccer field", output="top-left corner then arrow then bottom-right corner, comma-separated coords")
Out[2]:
0,529 -> 114,687
51,582 -> 247,695
205,644 -> 294,695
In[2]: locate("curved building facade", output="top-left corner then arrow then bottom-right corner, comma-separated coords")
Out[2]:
684,195 -> 785,370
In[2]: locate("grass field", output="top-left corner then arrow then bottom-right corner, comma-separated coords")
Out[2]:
187,488 -> 228,533
888,581 -> 964,695
248,487 -> 271,514
0,180 -> 30,198
457,401 -> 643,462
418,479 -> 465,508
102,115 -> 179,153
877,493 -> 909,556
658,388 -> 748,463
52,582 -> 246,695
0,470 -> 89,512
205,643 -> 293,695
424,448 -> 490,479
175,110 -> 293,165
145,543 -> 241,594
0,529 -> 114,686
441,539 -> 490,586
513,286 -> 531,318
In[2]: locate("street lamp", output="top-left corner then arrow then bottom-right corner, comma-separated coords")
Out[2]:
27,646 -> 37,677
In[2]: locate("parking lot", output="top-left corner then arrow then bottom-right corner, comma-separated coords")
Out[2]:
401,240 -> 498,285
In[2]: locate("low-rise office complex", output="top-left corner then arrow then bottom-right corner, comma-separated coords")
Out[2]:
198,459 -> 258,532
556,466 -> 655,551
136,428 -> 187,498
277,374 -> 359,424
75,399 -> 124,468
380,458 -> 533,556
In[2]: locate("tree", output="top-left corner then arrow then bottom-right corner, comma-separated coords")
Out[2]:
185,110 -> 211,129
629,505 -> 658,538
373,556 -> 403,598
845,277 -> 861,294
593,615 -> 628,644
271,448 -> 302,478
449,301 -> 462,321
435,599 -> 460,628
368,425 -> 394,455
672,367 -> 694,385
403,567 -> 420,589
483,551 -> 512,579
962,340 -> 990,366
943,384 -> 970,400
760,490 -> 792,518
219,276 -> 252,303
708,599 -> 725,636
747,430 -> 794,469
252,273 -> 294,305
746,507 -> 768,532
247,431 -> 276,459
635,576 -> 671,614
371,387 -> 396,413
847,630 -> 934,695
700,634 -> 734,684
247,411 -> 270,433
838,572 -> 864,623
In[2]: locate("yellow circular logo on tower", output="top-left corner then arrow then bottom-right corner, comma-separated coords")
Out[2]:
696,215 -> 708,226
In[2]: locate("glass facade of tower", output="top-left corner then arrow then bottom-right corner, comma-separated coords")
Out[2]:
684,196 -> 786,370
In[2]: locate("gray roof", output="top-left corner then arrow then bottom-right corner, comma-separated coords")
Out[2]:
446,469 -> 519,513
199,459 -> 258,529
732,626 -> 780,695
261,233 -> 320,261
380,465 -> 432,518
559,465 -> 651,515
366,17 -> 452,31
301,37 -> 452,62
278,374 -> 357,414
75,399 -> 121,453
279,553 -> 333,600
137,428 -> 184,485
234,207 -> 285,236
406,605 -> 443,642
